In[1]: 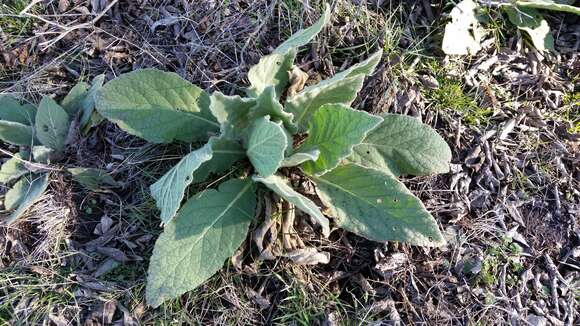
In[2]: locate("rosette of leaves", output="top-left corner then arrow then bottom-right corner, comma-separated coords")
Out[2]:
0,77 -> 118,224
95,4 -> 452,307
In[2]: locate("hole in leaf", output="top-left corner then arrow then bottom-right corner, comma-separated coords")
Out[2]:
393,198 -> 399,203
42,125 -> 49,132
276,61 -> 281,65
366,151 -> 370,154
376,198 -> 382,204
185,176 -> 191,182
428,236 -> 433,242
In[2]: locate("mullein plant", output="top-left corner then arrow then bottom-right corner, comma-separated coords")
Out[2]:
95,5 -> 452,307
0,77 -> 119,224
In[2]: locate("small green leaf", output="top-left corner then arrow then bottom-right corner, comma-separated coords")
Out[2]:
191,138 -> 246,183
151,138 -> 246,224
32,146 -> 56,163
300,104 -> 382,175
286,76 -> 364,132
280,149 -> 320,167
61,81 -> 89,115
246,116 -> 288,177
3,173 -> 49,225
35,97 -> 70,151
311,164 -> 445,247
515,0 -> 580,15
249,87 -> 294,129
67,167 -> 120,191
0,95 -> 36,125
253,174 -> 330,237
503,6 -> 553,52
274,4 -> 331,55
348,114 -> 452,176
146,178 -> 256,307
0,120 -> 36,146
0,153 -> 28,184
79,74 -> 105,131
209,92 -> 256,138
442,0 -> 483,55
285,50 -> 382,132
246,49 -> 297,99
317,50 -> 383,88
96,69 -> 219,143
150,142 -> 213,224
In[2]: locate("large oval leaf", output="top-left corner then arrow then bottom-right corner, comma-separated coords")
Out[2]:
146,178 -> 256,307
3,173 -> 49,225
300,104 -> 382,175
35,96 -> 70,151
348,113 -> 451,176
96,69 -> 219,143
311,164 -> 445,247
253,174 -> 330,237
246,116 -> 288,177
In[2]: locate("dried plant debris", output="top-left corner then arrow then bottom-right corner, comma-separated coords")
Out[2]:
1,0 -> 579,325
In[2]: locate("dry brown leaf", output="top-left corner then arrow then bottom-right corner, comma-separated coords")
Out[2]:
287,66 -> 309,97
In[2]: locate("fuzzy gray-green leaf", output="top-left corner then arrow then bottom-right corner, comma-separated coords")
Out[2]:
95,69 -> 219,143
61,81 -> 89,115
280,149 -> 320,167
300,104 -> 382,175
515,0 -> 580,15
3,173 -> 49,225
274,4 -> 331,55
246,116 -> 288,177
151,138 -> 246,224
286,50 -> 382,131
150,142 -> 213,224
348,114 -> 451,176
209,92 -> 256,138
503,6 -> 553,52
253,174 -> 330,237
0,120 -> 36,146
35,96 -> 70,151
311,164 -> 445,247
249,87 -> 294,130
0,153 -> 29,184
0,95 -> 36,125
246,49 -> 297,99
146,178 -> 256,307
286,76 -> 364,132
79,74 -> 105,131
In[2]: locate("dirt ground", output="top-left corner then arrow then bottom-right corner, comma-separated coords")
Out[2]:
1,0 -> 579,325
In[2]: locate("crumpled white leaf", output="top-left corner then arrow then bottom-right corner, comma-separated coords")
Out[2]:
442,0 -> 483,55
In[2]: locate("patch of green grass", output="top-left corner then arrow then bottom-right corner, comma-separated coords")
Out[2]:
0,0 -> 36,45
0,268 -> 79,325
273,274 -> 345,325
562,92 -> 580,134
428,79 -> 492,126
